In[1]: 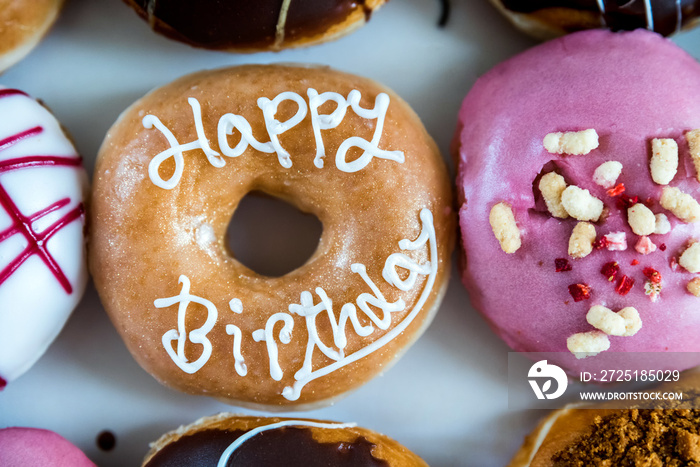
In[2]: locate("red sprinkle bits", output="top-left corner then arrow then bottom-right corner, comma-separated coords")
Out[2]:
593,237 -> 610,250
615,275 -> 635,296
606,183 -> 626,197
643,267 -> 662,284
601,261 -> 621,282
568,283 -> 592,302
659,243 -> 667,251
555,258 -> 572,272
617,194 -> 639,210
631,259 -> 640,266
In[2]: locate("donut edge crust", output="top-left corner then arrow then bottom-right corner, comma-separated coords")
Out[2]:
0,0 -> 64,73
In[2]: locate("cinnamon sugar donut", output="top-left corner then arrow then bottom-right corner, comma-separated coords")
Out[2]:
509,372 -> 700,466
90,64 -> 454,410
122,0 -> 386,52
142,414 -> 427,466
0,0 -> 63,72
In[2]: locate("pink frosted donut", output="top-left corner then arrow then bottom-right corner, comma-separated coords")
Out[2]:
455,30 -> 700,374
0,427 -> 95,467
0,88 -> 88,388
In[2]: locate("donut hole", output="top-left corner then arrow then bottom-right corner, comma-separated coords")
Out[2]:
226,191 -> 323,277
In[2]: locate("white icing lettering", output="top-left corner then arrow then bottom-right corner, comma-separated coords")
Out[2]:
226,298 -> 246,376
154,275 -> 218,374
144,98 -> 223,189
335,91 -> 404,172
143,91 -> 404,188
307,88 -> 349,168
217,420 -> 357,467
156,208 -> 436,401
217,112 -> 273,158
257,91 -> 308,168
280,208 -> 436,401
252,313 -> 294,381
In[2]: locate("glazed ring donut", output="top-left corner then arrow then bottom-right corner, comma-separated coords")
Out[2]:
509,372 -> 700,466
90,64 -> 454,410
489,0 -> 700,39
142,413 -> 427,466
0,87 -> 88,389
122,0 -> 386,52
0,0 -> 63,72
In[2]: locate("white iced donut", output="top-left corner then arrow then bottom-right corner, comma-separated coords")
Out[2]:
0,87 -> 88,389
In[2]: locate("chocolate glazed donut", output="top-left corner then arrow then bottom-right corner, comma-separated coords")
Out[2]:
122,0 -> 385,51
142,414 -> 428,467
491,0 -> 700,38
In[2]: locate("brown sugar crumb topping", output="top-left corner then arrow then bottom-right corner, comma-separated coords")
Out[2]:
552,407 -> 700,466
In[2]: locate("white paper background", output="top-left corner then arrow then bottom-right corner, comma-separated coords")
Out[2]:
1,1 -> 699,466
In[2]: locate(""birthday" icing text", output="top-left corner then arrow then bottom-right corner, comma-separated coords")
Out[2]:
154,208 -> 437,401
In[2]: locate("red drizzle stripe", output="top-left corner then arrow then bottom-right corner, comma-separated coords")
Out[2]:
0,89 -> 28,100
0,121 -> 83,294
0,127 -> 42,152
0,155 -> 83,173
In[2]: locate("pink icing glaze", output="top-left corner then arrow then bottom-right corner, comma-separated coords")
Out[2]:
0,428 -> 95,467
455,30 -> 700,374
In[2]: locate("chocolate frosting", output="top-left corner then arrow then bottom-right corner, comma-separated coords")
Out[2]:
501,0 -> 700,36
144,427 -> 390,467
128,0 -> 368,49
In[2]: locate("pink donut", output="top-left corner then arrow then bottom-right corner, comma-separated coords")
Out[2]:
455,30 -> 700,374
0,427 -> 95,467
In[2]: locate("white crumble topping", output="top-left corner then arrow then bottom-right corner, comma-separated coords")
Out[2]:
561,185 -> 604,222
685,129 -> 700,183
627,203 -> 656,236
644,281 -> 662,302
489,202 -> 521,254
679,242 -> 700,273
654,213 -> 671,235
567,331 -> 610,359
569,222 -> 596,258
593,161 -> 623,189
688,277 -> 700,297
660,186 -> 700,223
618,307 -> 642,336
604,231 -> 627,251
543,129 -> 599,155
586,305 -> 626,336
650,138 -> 678,185
635,236 -> 657,255
539,172 -> 569,219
